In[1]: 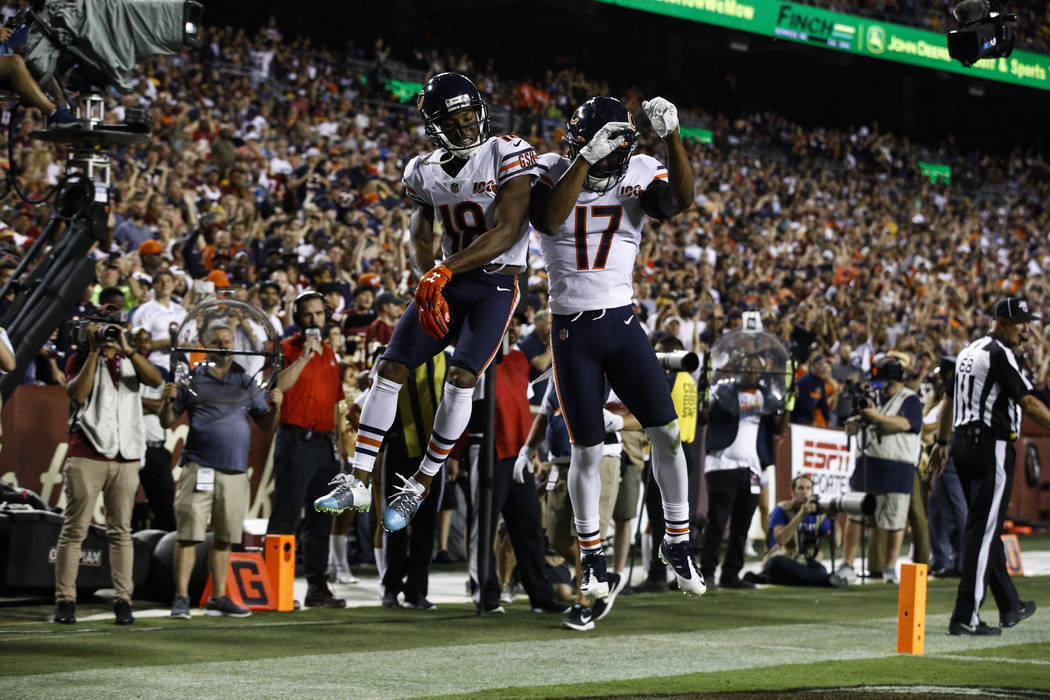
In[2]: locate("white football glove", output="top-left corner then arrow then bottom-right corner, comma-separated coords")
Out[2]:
579,121 -> 634,165
602,409 -> 625,434
642,97 -> 679,138
512,445 -> 534,484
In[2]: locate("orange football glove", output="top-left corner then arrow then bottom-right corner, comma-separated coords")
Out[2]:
419,302 -> 449,338
416,264 -> 453,311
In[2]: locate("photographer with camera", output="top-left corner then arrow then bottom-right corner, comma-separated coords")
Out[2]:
53,305 -> 163,625
834,357 -> 923,586
750,474 -> 847,588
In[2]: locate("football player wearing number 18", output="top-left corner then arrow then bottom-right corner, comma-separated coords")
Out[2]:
314,72 -> 541,531
529,96 -> 705,601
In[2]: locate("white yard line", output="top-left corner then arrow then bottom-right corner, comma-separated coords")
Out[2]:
6,615 -> 1050,699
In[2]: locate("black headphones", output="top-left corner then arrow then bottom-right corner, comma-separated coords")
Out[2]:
292,290 -> 330,327
872,357 -> 907,383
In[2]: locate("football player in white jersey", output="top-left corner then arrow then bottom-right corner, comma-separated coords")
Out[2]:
314,73 -> 540,532
529,96 -> 705,600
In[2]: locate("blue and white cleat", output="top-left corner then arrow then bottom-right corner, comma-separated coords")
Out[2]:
659,539 -> 706,596
382,474 -> 427,531
314,472 -> 371,513
579,551 -> 610,602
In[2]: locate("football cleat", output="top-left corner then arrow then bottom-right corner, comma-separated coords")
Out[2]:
592,571 -> 626,621
659,540 -> 706,596
314,472 -> 371,514
579,551 -> 610,602
562,603 -> 594,631
382,474 -> 427,531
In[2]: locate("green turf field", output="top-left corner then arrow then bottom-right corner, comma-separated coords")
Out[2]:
2,575 -> 1048,699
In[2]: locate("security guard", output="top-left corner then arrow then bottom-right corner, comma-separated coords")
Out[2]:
931,297 -> 1050,635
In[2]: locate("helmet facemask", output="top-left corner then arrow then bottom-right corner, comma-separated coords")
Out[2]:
426,104 -> 489,160
567,138 -> 637,194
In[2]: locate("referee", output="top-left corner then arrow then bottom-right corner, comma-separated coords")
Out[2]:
930,297 -> 1050,635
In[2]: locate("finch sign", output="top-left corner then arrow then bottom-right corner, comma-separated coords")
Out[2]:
597,0 -> 1050,92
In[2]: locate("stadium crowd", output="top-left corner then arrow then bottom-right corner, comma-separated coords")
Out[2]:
0,18 -> 1047,608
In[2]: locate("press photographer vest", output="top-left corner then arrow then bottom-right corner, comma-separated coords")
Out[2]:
71,354 -> 145,461
850,386 -> 920,494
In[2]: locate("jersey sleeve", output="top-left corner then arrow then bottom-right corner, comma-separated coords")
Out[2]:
637,154 -> 672,219
533,153 -> 568,191
401,155 -> 430,207
635,154 -> 668,189
495,137 -> 541,186
993,344 -> 1034,401
896,394 -> 924,434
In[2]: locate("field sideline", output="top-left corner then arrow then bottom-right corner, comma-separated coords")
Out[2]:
3,576 -> 1049,698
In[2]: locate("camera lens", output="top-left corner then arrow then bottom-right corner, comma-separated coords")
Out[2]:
96,324 -> 121,344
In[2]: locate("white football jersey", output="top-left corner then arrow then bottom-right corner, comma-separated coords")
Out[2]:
536,153 -> 668,314
403,136 -> 540,268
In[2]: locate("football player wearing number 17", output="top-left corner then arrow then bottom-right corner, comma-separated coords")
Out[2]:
314,72 -> 541,531
528,96 -> 706,602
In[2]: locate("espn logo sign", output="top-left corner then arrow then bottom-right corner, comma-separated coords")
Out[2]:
801,439 -> 853,474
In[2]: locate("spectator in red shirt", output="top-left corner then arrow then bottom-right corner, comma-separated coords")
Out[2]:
269,291 -> 346,608
364,292 -> 407,347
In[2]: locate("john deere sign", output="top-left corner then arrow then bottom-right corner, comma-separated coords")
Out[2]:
597,0 -> 1050,91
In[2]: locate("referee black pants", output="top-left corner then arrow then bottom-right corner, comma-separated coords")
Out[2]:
950,433 -> 1021,627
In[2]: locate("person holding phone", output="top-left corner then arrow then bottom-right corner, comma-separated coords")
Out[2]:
267,291 -> 346,608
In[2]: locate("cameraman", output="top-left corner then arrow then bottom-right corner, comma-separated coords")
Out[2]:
699,353 -> 789,590
835,358 -> 922,585
753,474 -> 846,588
53,306 -> 162,625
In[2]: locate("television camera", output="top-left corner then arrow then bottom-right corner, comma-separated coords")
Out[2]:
0,0 -> 202,401
948,0 -> 1016,67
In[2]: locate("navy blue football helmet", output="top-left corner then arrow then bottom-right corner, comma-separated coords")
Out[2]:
564,97 -> 637,194
417,72 -> 490,160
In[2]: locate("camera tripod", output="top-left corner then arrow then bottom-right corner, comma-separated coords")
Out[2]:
0,92 -> 149,401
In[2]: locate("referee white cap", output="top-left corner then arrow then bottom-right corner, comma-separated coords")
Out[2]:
993,297 -> 1041,323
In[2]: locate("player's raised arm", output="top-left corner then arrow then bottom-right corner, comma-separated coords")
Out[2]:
639,97 -> 693,220
439,174 -> 532,275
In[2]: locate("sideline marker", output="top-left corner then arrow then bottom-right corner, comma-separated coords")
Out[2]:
265,534 -> 296,612
896,563 -> 927,655
199,552 -> 277,610
1001,534 -> 1025,576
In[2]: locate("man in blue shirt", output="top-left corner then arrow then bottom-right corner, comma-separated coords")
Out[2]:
159,322 -> 282,619
755,474 -> 845,588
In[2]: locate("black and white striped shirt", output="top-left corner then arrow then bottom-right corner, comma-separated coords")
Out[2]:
952,334 -> 1033,437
